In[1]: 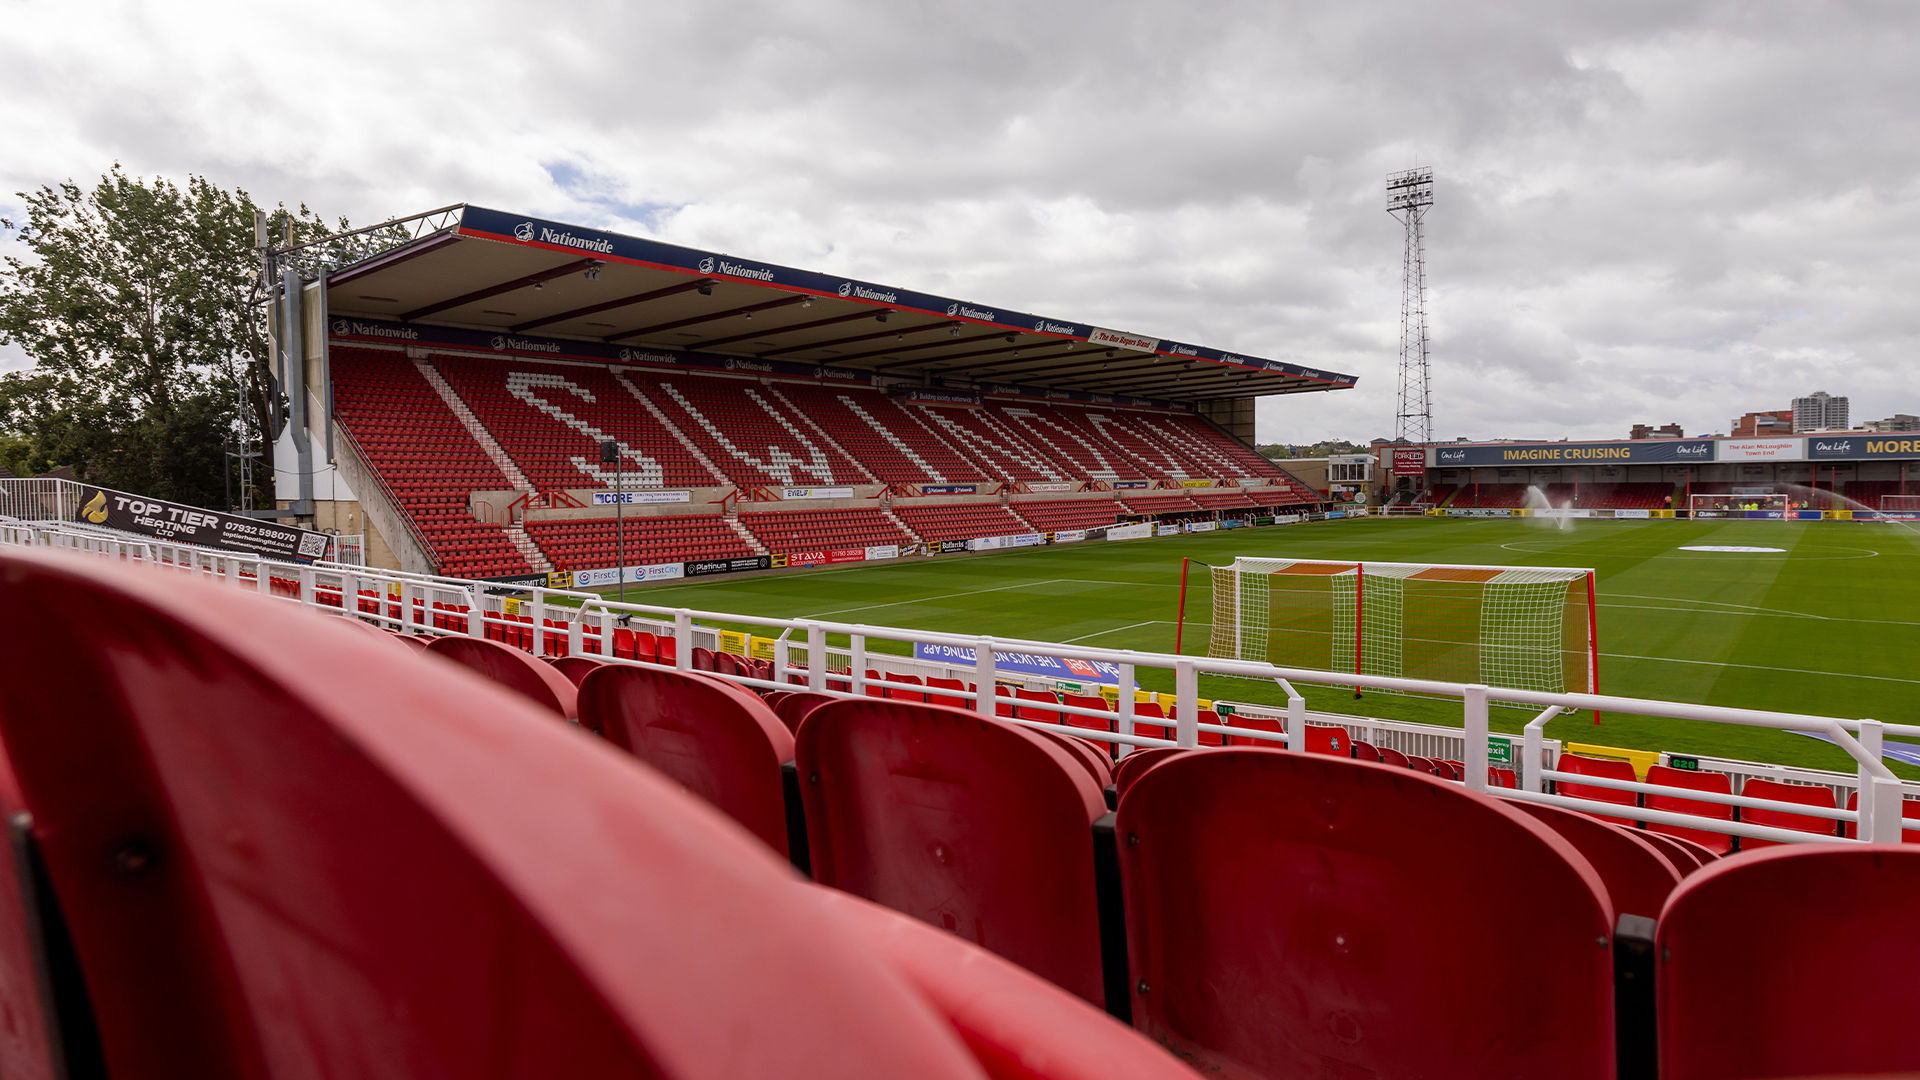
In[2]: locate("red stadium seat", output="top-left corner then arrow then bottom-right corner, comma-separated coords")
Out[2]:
1405,755 -> 1438,775
1488,766 -> 1518,788
1553,753 -> 1640,817
1060,693 -> 1113,736
1116,750 -> 1615,1078
577,665 -> 795,856
1843,790 -> 1920,842
1224,712 -> 1283,747
549,654 -> 606,687
1636,829 -> 1709,873
1013,687 -> 1062,723
795,698 -> 1110,1007
772,691 -> 839,736
692,647 -> 717,673
425,635 -> 579,720
1642,765 -> 1735,854
1736,778 -> 1840,846
1129,701 -> 1170,741
1305,724 -> 1347,756
1657,845 -> 1920,1080
883,672 -> 927,703
656,636 -> 677,665
924,677 -> 970,709
1351,740 -> 1382,762
1504,800 -> 1683,918
1025,727 -> 1115,789
1111,747 -> 1188,799
1376,745 -> 1410,769
0,548 -> 1032,1078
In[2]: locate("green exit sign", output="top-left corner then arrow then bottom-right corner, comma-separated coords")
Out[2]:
1487,737 -> 1514,765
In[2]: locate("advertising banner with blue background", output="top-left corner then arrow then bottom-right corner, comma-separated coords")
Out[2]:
913,642 -> 1135,687
1433,440 -> 1715,467
1806,435 -> 1920,459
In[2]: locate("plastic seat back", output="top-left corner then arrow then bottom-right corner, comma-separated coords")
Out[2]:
796,699 -> 1108,1006
1305,724 -> 1347,756
692,647 -> 716,672
1025,727 -> 1114,789
1636,829 -> 1708,873
1117,750 -> 1615,1078
1658,845 -> 1920,1080
1737,778 -> 1839,846
1013,688 -> 1061,722
577,665 -> 794,856
1351,739 -> 1381,762
1643,765 -> 1734,854
0,549 -> 998,1079
549,654 -> 606,687
1843,791 -> 1920,842
772,691 -> 838,736
1405,755 -> 1438,775
1377,745 -> 1410,769
1505,800 -> 1682,919
1225,713 -> 1282,748
656,636 -> 676,665
1111,747 -> 1188,798
1553,753 -> 1640,814
425,636 -> 579,720
1130,701 -> 1170,741
882,672 -> 926,703
923,677 -> 969,709
1060,694 -> 1112,735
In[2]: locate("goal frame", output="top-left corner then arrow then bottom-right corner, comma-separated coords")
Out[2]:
1688,493 -> 1790,519
1189,557 -> 1600,712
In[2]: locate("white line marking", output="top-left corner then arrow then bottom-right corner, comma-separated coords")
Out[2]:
1600,653 -> 1920,686
807,580 -> 1059,618
1061,620 -> 1161,643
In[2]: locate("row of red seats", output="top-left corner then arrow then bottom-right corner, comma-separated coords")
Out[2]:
449,642 -> 1920,1080
0,549 -> 1187,1079
737,508 -> 910,551
892,503 -> 1032,543
1553,753 -> 1920,849
523,515 -> 754,570
1009,498 -> 1123,531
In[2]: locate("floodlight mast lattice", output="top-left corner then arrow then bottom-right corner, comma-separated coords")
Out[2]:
1387,167 -> 1435,451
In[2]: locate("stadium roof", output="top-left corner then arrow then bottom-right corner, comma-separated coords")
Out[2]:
320,205 -> 1355,405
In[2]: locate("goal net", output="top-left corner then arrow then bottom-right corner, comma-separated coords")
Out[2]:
1207,557 -> 1596,697
1689,493 -> 1789,518
1880,494 -> 1920,513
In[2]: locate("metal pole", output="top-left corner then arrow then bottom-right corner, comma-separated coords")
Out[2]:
617,451 -> 625,604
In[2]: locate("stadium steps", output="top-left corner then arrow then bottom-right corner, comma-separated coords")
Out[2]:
778,385 -> 964,484
611,371 -> 729,484
724,512 -> 769,555
415,357 -> 535,495
996,405 -> 1129,482
881,506 -> 923,544
1074,408 -> 1195,480
766,386 -> 879,483
504,522 -> 554,574
916,404 -> 1072,483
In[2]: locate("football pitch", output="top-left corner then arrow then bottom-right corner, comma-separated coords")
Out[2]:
610,516 -> 1920,778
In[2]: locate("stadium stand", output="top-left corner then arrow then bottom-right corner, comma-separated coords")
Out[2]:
1187,489 -> 1259,512
1505,799 -> 1683,919
893,503 -> 1032,543
524,515 -> 754,570
1642,764 -> 1736,854
1657,845 -> 1920,1080
779,385 -> 988,484
1842,480 -> 1907,509
1133,411 -> 1293,480
913,403 -> 1072,482
1411,483 -> 1455,506
1116,749 -> 1616,1078
0,549 -> 1192,1079
639,376 -> 865,487
330,347 -> 533,577
1449,483 -> 1530,508
1573,482 -> 1673,509
1735,778 -> 1841,845
1118,493 -> 1205,517
739,507 -> 912,551
991,404 -> 1147,482
1011,498 -> 1123,532
430,355 -> 715,490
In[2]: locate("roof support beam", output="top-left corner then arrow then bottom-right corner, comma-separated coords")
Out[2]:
698,308 -> 908,351
400,257 -> 604,321
948,353 -> 1163,381
749,314 -> 946,357
609,294 -> 810,343
512,278 -> 715,333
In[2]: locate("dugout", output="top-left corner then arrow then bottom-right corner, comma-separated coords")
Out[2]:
257,205 -> 1355,572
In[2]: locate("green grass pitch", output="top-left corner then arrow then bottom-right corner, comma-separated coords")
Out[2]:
595,516 -> 1920,779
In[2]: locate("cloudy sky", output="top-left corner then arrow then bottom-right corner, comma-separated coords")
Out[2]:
3,0 -> 1916,444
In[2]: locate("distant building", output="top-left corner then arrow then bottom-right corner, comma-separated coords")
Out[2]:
1791,391 -> 1849,432
1630,423 -> 1685,439
1731,410 -> 1794,437
1863,414 -> 1920,433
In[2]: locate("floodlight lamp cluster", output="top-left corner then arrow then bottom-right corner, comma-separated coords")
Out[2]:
1386,167 -> 1434,214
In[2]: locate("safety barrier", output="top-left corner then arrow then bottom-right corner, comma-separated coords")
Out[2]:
6,515 -> 1915,844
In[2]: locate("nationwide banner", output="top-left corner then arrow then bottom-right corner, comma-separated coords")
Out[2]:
1433,440 -> 1715,466
456,205 -> 1358,391
912,642 -> 1134,687
77,486 -> 332,563
919,484 -> 978,495
899,388 -> 983,407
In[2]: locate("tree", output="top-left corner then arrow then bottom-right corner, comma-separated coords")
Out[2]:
0,167 -> 346,508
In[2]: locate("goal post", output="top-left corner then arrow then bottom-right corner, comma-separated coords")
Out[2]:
1688,493 -> 1790,518
1207,557 -> 1598,700
1878,494 -> 1920,513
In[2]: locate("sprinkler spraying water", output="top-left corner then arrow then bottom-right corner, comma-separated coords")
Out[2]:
1523,486 -> 1574,531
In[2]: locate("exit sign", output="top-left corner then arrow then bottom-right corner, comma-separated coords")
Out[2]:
1487,737 -> 1514,765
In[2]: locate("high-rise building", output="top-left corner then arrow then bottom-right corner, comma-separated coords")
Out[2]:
1731,410 -> 1793,437
1791,391 -> 1849,432
1863,414 -> 1920,433
1629,423 -> 1684,439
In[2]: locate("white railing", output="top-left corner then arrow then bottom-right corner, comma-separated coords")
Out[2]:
7,516 -> 1916,844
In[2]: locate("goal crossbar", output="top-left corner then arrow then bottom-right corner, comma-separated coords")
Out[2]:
1208,557 -> 1598,700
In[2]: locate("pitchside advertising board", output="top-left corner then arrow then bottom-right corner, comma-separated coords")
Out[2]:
78,487 -> 332,563
912,643 -> 1134,688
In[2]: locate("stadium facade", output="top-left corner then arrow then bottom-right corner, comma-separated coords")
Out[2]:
266,206 -> 1354,579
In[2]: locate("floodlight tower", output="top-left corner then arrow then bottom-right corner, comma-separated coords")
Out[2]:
1387,167 -> 1434,449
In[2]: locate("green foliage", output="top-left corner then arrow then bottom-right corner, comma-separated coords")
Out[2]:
0,167 -> 339,507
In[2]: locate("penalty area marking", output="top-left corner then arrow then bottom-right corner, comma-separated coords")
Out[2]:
1677,545 -> 1785,553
